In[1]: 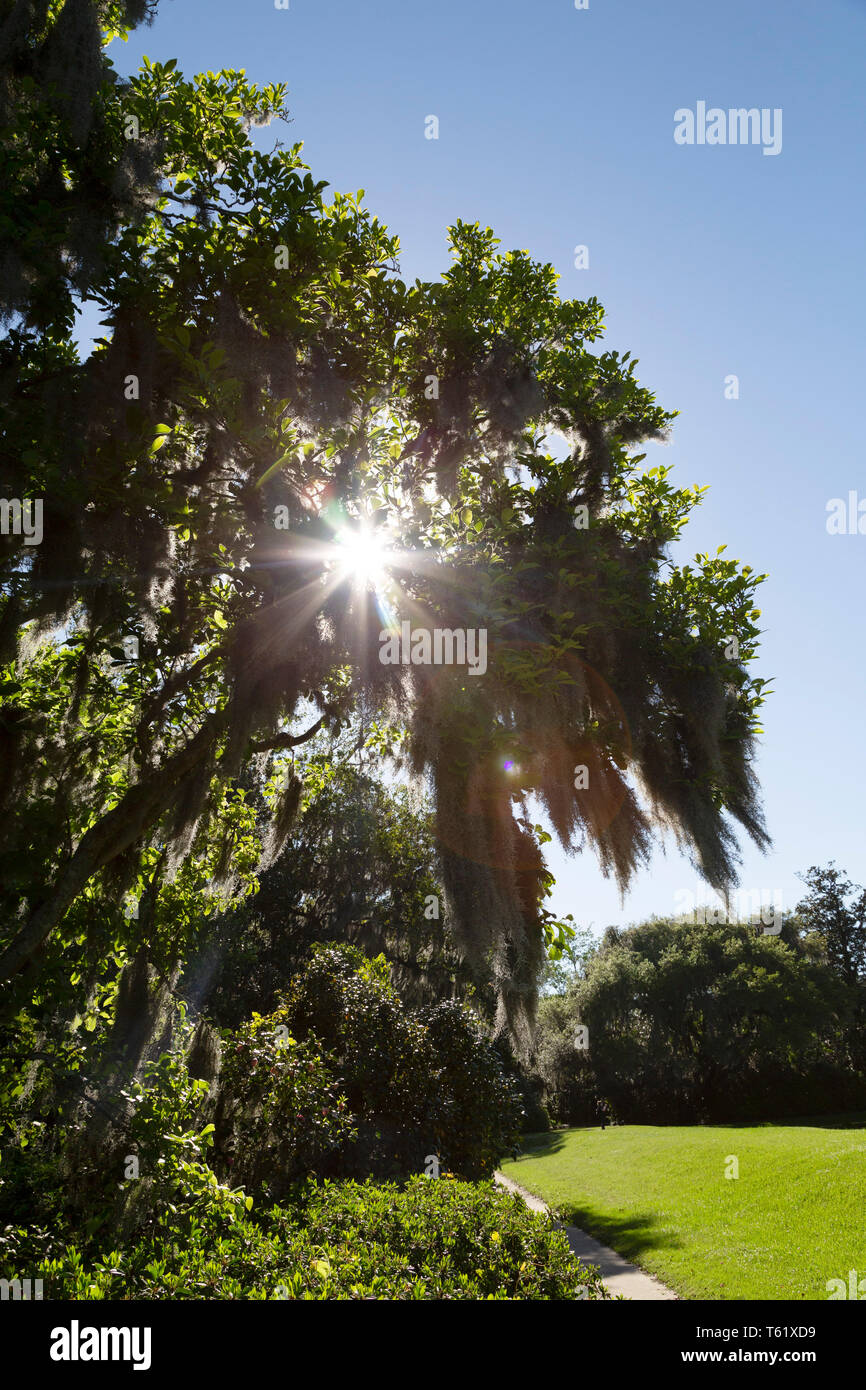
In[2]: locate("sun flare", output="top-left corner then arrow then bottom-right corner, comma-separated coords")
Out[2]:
333,524 -> 392,589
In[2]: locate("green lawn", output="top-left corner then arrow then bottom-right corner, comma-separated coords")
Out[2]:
501,1115 -> 866,1300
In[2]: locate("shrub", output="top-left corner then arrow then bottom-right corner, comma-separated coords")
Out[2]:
215,1004 -> 356,1196
420,1000 -> 525,1175
3,1177 -> 609,1301
217,943 -> 523,1182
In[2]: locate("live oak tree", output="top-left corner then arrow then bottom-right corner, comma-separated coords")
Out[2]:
1,0 -> 770,1048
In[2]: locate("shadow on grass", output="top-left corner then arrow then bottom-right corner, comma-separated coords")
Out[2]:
510,1126 -> 613,1161
557,1205 -> 683,1263
506,1130 -> 683,1261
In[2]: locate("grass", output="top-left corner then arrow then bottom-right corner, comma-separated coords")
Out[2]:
500,1114 -> 866,1300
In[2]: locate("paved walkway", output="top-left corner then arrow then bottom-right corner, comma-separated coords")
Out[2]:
494,1171 -> 678,1301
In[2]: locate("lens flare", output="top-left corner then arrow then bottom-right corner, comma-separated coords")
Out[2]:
334,524 -> 391,588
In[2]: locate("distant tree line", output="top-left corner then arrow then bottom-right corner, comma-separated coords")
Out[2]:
532,864 -> 866,1125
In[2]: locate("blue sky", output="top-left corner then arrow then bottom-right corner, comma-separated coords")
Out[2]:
106,0 -> 866,934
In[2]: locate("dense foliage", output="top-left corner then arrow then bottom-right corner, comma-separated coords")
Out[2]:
188,751 -> 485,1026
0,940 -> 592,1300
0,944 -> 521,1215
215,944 -> 523,1188
534,866 -> 866,1125
1,1176 -> 608,1300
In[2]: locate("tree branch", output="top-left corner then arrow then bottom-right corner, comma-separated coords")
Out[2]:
248,712 -> 330,754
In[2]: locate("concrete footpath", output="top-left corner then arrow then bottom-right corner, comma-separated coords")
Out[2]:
494,1171 -> 678,1301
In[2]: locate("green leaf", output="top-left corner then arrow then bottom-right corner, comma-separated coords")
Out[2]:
253,452 -> 294,491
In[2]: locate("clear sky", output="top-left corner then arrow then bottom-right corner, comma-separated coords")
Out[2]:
106,0 -> 866,935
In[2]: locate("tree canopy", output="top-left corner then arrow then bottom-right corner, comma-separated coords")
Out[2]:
795,862 -> 866,986
535,906 -> 863,1125
1,0 -> 771,1048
